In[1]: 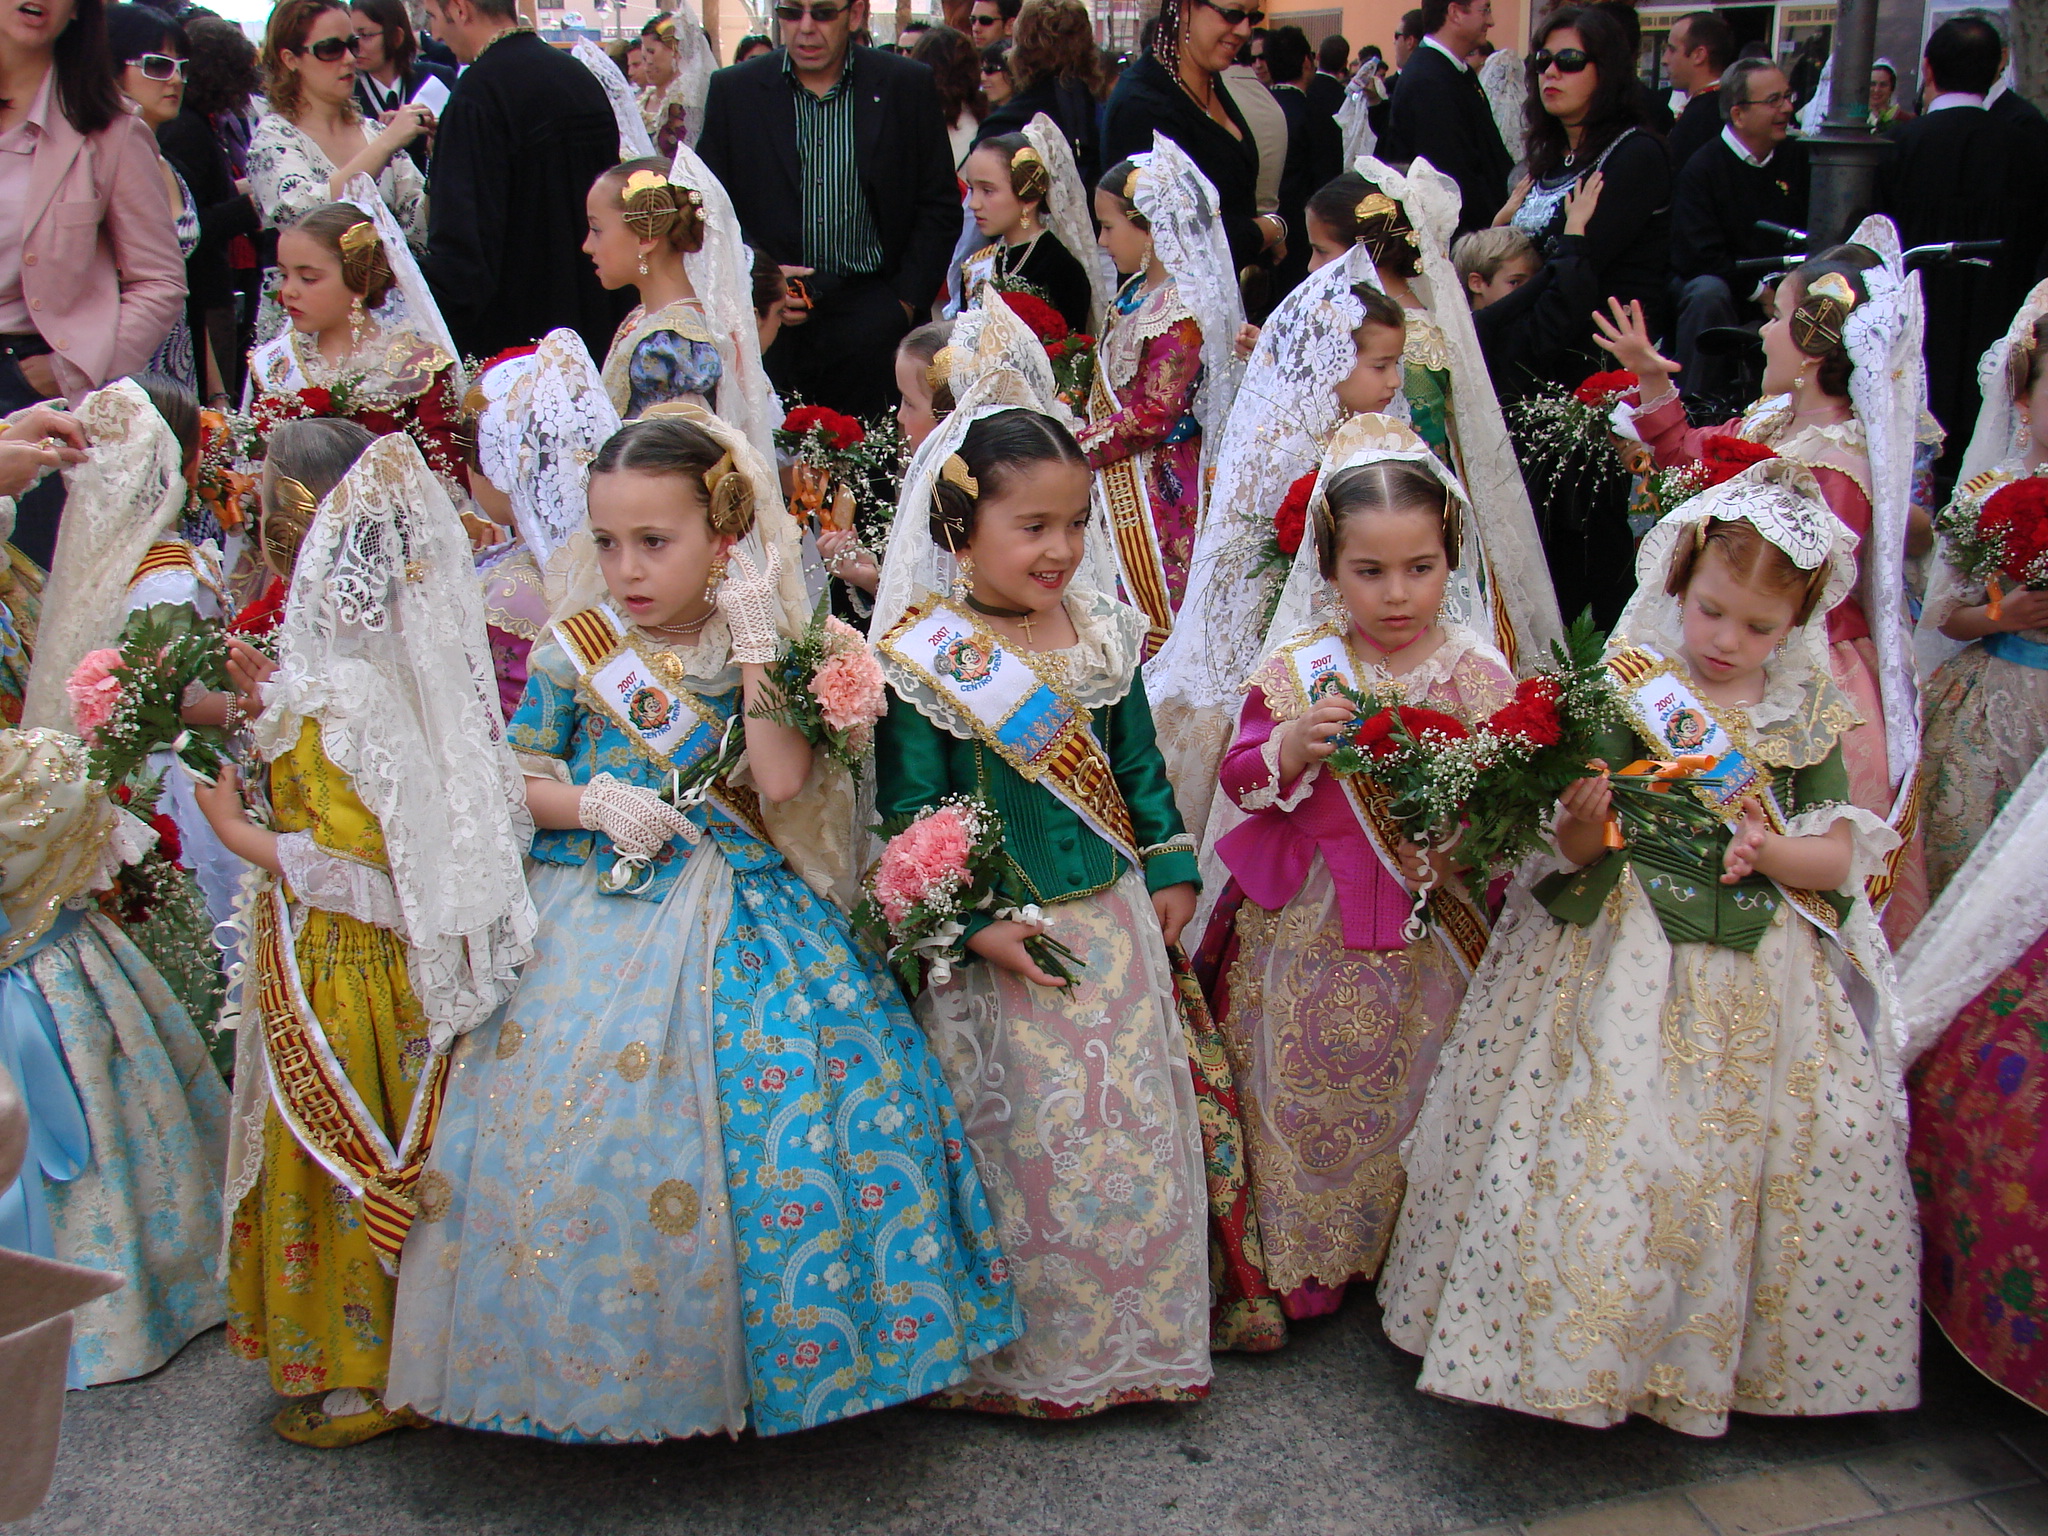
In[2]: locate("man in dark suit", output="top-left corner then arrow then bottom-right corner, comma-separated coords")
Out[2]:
1268,26 -> 1342,300
1307,33 -> 1348,117
1878,14 -> 2048,488
698,0 -> 960,417
1377,0 -> 1510,236
1660,9 -> 1734,171
419,0 -> 629,361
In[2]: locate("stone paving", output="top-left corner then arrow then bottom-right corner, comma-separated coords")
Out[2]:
21,1303 -> 2039,1536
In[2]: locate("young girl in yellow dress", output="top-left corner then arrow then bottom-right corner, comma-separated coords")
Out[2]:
1380,459 -> 1919,1435
195,422 -> 535,1448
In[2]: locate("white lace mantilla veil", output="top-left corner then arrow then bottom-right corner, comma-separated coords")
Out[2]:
1131,132 -> 1245,457
666,142 -> 778,469
1336,59 -> 1378,165
671,1 -> 717,148
249,431 -> 537,1049
1916,277 -> 2048,677
1021,112 -> 1115,334
572,37 -> 657,159
1896,748 -> 2048,1065
1356,154 -> 1562,665
339,172 -> 464,391
22,379 -> 186,731
1478,49 -> 1524,161
1146,245 -> 1374,837
1843,214 -> 1926,794
474,327 -> 621,570
943,280 -> 1070,425
1614,457 -> 1907,1113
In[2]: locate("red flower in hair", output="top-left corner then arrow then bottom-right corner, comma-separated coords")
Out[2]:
997,290 -> 1071,343
1273,471 -> 1317,556
476,344 -> 538,378
781,405 -> 865,452
1981,479 -> 2048,583
230,579 -> 288,635
1572,369 -> 1639,407
1698,434 -> 1778,487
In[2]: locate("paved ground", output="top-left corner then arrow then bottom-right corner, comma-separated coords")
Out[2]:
23,1298 -> 2038,1536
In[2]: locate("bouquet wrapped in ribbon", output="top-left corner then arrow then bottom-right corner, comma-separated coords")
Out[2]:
855,794 -> 1079,993
773,403 -> 905,555
1933,470 -> 2048,620
753,605 -> 889,775
1324,611 -> 1621,878
66,608 -> 231,793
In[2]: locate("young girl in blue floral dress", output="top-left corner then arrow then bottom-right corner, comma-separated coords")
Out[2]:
388,408 -> 1017,1443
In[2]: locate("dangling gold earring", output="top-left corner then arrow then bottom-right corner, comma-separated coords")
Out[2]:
638,253 -> 650,277
703,552 -> 728,600
348,293 -> 365,350
953,551 -> 976,601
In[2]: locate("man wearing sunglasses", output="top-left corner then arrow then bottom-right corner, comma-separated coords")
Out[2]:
698,0 -> 961,416
416,0 -> 629,360
1377,0 -> 1510,236
967,0 -> 1017,47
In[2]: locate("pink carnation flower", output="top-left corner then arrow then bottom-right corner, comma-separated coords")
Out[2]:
809,644 -> 887,734
873,807 -> 973,928
65,648 -> 126,742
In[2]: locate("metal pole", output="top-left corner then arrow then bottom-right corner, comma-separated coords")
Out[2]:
1806,0 -> 1889,246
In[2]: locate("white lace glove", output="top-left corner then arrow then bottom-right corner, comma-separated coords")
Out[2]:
718,544 -> 783,666
579,773 -> 701,894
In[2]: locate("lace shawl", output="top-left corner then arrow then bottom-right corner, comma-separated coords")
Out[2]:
572,37 -> 656,159
474,327 -> 621,570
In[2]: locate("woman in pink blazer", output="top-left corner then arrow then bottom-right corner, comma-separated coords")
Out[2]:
0,0 -> 186,563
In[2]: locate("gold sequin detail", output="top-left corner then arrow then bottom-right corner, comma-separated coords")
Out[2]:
618,1041 -> 651,1082
414,1169 -> 452,1222
648,1179 -> 700,1235
495,1018 -> 525,1059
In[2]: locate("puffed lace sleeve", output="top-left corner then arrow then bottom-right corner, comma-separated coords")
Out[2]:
276,831 -> 404,929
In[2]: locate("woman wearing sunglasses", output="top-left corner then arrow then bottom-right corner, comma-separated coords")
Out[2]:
1099,0 -> 1286,274
1469,2 -> 1669,628
249,0 -> 429,345
106,4 -> 213,399
0,0 -> 185,564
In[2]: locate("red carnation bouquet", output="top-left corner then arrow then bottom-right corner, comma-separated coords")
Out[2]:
1935,472 -> 2048,617
774,401 -> 905,553
1698,434 -> 1777,487
1250,470 -> 1320,635
1508,369 -> 1638,506
1323,611 -> 1620,878
995,284 -> 1096,407
1573,369 -> 1640,408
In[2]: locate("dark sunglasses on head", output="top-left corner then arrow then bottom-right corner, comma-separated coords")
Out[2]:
772,3 -> 846,21
1195,0 -> 1267,26
1529,46 -> 1592,73
303,34 -> 361,61
132,52 -> 185,80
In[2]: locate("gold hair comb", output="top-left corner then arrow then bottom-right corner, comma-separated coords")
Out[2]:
940,453 -> 979,498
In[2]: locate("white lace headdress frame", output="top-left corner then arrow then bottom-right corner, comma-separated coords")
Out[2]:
666,142 -> 778,468
338,172 -> 464,391
1020,112 -> 1115,335
21,379 -> 188,731
572,37 -> 657,159
1918,277 -> 2048,675
473,327 -> 621,570
1355,154 -> 1562,663
251,431 -> 537,1048
1613,457 -> 1858,690
942,280 -> 1074,427
1262,411 -> 1475,648
669,1 -> 717,149
1895,745 -> 2048,1066
1130,132 -> 1246,451
1146,246 -> 1376,837
872,365 -> 1113,647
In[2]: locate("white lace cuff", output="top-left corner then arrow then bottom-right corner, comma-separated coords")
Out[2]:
516,751 -> 572,784
277,831 -> 404,930
1780,801 -> 1899,898
1235,732 -> 1318,812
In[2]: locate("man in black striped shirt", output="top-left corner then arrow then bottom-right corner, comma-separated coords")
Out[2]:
700,0 -> 961,416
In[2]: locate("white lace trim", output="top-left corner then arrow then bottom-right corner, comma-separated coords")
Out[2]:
1779,801 -> 1898,899
1022,113 -> 1114,335
1235,732 -> 1318,812
1130,133 -> 1245,457
475,330 -> 620,570
572,37 -> 656,158
276,831 -> 404,929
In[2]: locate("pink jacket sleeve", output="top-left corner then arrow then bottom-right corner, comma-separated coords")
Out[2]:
1079,316 -> 1202,469
94,115 -> 188,391
1634,393 -> 1731,470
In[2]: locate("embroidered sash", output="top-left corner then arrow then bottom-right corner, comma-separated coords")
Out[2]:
1607,645 -> 1845,938
879,596 -> 1140,863
1088,365 -> 1174,660
551,604 -> 767,841
251,883 -> 446,1273
1279,627 -> 1491,977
